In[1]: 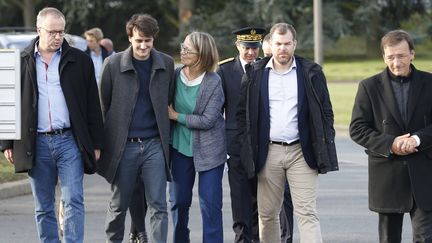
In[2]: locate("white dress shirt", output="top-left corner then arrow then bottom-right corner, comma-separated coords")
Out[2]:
266,57 -> 299,143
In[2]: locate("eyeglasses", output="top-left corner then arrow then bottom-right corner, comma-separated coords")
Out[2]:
40,27 -> 66,37
180,43 -> 198,55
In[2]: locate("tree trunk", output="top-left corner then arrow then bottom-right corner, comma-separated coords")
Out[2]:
23,0 -> 36,28
178,0 -> 194,33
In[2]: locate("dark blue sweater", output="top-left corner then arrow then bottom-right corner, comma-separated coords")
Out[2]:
128,57 -> 159,138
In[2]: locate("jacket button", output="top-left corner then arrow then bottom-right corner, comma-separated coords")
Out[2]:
402,161 -> 407,165
29,128 -> 34,133
27,151 -> 32,156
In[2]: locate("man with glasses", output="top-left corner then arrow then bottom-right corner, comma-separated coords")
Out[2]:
98,14 -> 174,243
0,7 -> 104,243
350,29 -> 432,242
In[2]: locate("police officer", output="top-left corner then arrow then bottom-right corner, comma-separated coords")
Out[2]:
218,27 -> 294,243
218,26 -> 264,243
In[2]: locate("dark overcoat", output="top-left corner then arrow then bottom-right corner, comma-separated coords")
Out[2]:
97,47 -> 175,183
0,37 -> 104,174
350,66 -> 432,212
236,56 -> 338,178
217,56 -> 244,155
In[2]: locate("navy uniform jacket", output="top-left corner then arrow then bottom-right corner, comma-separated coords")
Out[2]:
217,56 -> 244,155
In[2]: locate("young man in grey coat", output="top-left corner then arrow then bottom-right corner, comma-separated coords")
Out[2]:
98,14 -> 175,243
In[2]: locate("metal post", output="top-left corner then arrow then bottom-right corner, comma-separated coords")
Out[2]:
314,0 -> 323,65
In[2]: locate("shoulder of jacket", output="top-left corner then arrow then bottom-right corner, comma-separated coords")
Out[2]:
218,57 -> 235,66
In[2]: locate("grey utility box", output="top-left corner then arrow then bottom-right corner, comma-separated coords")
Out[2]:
0,49 -> 20,139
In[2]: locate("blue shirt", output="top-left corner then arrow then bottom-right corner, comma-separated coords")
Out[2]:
35,44 -> 71,132
90,50 -> 103,86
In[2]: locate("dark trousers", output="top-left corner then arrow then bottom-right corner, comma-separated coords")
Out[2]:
170,148 -> 224,243
228,154 -> 294,243
228,153 -> 259,242
129,176 -> 148,235
379,201 -> 432,243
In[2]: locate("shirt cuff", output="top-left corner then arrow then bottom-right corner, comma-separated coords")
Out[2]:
412,135 -> 421,147
177,113 -> 186,125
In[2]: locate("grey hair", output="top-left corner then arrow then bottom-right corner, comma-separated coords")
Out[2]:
36,7 -> 65,27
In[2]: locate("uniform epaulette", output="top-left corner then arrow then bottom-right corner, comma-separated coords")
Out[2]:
218,57 -> 235,66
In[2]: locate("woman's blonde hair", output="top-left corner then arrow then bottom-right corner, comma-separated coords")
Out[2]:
186,31 -> 219,73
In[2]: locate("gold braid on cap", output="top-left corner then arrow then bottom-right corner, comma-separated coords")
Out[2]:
237,28 -> 262,41
237,34 -> 262,41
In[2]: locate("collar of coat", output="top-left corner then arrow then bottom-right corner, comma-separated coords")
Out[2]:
23,36 -> 73,62
119,47 -> 168,73
248,55 -> 322,75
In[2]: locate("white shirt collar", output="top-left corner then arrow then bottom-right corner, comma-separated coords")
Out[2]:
239,57 -> 250,73
265,56 -> 296,74
180,69 -> 206,86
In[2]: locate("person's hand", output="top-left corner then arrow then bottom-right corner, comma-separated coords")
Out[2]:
168,104 -> 179,121
94,149 -> 101,161
391,134 -> 417,155
399,136 -> 418,154
3,149 -> 14,164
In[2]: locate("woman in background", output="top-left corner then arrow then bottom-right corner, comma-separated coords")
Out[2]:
168,31 -> 226,243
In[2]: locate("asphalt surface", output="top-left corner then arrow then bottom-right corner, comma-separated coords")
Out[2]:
0,135 -> 414,243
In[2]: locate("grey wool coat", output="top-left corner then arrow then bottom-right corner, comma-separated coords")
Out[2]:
174,68 -> 227,171
97,47 -> 175,183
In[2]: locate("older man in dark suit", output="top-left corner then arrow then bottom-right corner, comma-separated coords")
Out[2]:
350,29 -> 432,243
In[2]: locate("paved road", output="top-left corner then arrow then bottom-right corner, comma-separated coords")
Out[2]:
0,136 -> 413,242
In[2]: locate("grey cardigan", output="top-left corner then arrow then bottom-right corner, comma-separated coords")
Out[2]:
175,68 -> 226,171
98,47 -> 175,183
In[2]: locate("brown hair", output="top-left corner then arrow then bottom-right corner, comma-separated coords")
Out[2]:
268,23 -> 297,41
126,14 -> 159,38
380,29 -> 415,54
187,31 -> 219,72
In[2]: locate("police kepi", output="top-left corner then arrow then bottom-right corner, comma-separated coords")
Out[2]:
232,26 -> 266,48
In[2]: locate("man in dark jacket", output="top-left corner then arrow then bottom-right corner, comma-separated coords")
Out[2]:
98,14 -> 174,243
0,7 -> 104,243
237,23 -> 338,243
350,30 -> 432,243
218,26 -> 293,243
84,27 -> 111,86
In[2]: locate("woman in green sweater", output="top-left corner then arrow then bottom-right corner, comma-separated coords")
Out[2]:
168,31 -> 226,243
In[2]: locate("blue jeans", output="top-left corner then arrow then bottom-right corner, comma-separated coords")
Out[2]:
105,137 -> 168,243
29,131 -> 84,243
170,148 -> 224,243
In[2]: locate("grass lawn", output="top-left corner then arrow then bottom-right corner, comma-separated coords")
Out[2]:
328,82 -> 358,127
323,58 -> 432,82
0,154 -> 27,183
324,58 -> 432,127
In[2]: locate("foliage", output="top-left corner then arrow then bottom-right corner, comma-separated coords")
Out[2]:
0,0 -> 432,59
0,155 -> 27,183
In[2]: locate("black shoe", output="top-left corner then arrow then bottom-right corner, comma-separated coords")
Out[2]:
137,231 -> 149,243
129,232 -> 137,243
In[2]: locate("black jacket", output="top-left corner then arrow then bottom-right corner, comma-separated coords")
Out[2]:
217,56 -> 244,155
350,66 -> 432,212
85,45 -> 110,61
0,37 -> 104,174
236,56 -> 338,178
